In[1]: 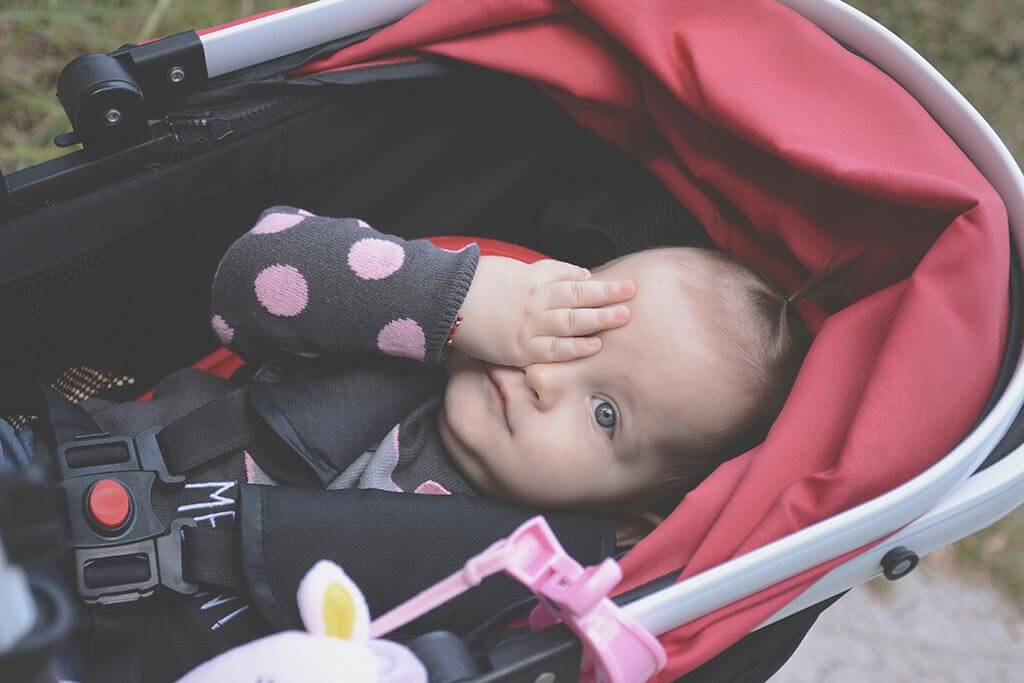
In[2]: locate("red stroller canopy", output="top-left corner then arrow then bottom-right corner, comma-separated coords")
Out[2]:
209,0 -> 1009,678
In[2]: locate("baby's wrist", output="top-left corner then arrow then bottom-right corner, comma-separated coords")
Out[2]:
453,258 -> 494,352
445,314 -> 464,350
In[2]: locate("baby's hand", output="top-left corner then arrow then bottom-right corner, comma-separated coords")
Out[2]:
455,256 -> 635,366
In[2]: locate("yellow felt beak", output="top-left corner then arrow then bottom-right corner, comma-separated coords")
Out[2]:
323,581 -> 359,639
297,560 -> 371,641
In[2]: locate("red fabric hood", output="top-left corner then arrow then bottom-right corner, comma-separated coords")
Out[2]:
212,1 -> 1010,677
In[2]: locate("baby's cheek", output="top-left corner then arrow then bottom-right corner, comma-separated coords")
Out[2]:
504,440 -> 569,491
443,381 -> 488,444
517,436 -> 613,505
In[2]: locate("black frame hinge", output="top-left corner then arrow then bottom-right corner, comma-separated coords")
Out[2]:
55,30 -> 209,155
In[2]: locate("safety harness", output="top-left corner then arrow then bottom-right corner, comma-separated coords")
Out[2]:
0,365 -> 616,681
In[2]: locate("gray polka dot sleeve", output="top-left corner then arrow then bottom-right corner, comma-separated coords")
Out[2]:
209,206 -> 480,365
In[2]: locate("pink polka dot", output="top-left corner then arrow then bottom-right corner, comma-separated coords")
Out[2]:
244,452 -> 257,484
414,480 -> 452,495
211,314 -> 234,344
252,212 -> 305,234
356,219 -> 371,229
348,238 -> 405,280
377,319 -> 426,360
254,264 -> 309,317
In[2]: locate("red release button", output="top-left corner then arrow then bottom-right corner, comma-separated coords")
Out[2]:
87,479 -> 131,530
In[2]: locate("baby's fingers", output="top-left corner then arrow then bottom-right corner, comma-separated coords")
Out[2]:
536,259 -> 591,282
542,306 -> 630,337
545,279 -> 636,309
527,336 -> 602,363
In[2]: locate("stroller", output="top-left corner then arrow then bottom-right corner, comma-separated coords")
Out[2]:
2,0 -> 1023,680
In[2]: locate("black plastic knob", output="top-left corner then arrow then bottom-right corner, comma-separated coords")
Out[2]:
880,546 -> 919,580
56,53 -> 148,154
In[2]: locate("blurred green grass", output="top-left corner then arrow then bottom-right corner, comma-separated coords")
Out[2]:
1,1 -> 1022,169
849,0 -> 1024,162
0,1 -> 303,173
2,0 -> 1024,606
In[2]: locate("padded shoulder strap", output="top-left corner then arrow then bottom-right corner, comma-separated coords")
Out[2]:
237,484 -> 617,636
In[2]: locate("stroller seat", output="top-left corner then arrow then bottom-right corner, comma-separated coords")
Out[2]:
2,1 -> 1023,681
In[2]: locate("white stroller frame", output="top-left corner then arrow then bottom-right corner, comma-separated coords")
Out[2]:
6,0 -> 1020,661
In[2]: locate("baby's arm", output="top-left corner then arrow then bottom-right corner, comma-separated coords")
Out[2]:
210,207 -> 478,364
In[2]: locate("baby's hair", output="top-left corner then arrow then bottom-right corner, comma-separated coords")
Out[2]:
650,248 -> 845,501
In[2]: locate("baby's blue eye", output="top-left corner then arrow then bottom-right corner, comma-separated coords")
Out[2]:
591,397 -> 617,434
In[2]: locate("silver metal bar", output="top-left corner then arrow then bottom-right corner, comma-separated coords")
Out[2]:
199,0 -> 429,78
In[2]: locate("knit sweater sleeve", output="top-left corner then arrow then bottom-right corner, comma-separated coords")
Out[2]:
209,206 -> 479,365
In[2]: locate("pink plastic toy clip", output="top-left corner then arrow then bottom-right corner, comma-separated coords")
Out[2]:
370,516 -> 666,683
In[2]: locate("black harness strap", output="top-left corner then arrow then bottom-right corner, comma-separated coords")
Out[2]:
181,526 -> 246,592
89,608 -> 145,682
0,366 -> 105,451
155,387 -> 261,476
0,366 -> 258,482
155,378 -> 334,487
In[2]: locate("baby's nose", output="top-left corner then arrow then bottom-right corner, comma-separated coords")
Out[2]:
524,363 -> 564,408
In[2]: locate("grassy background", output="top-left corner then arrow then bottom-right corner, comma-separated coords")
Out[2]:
0,0 -> 302,173
1,1 -> 1021,168
2,0 -> 1024,602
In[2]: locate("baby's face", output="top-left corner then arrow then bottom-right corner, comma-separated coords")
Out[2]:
438,250 -> 749,508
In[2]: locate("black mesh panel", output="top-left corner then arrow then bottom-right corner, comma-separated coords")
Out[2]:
582,168 -> 713,265
0,180 -> 275,393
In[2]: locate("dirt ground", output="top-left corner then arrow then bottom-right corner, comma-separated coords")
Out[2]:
774,557 -> 1024,682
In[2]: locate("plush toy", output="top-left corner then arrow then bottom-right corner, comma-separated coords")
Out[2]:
177,560 -> 426,682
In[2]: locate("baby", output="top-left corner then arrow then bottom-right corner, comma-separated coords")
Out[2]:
442,248 -> 809,510
210,207 -> 810,511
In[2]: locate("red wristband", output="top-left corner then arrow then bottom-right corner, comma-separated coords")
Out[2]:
445,314 -> 464,349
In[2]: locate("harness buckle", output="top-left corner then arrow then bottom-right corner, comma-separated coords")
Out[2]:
57,431 -> 197,607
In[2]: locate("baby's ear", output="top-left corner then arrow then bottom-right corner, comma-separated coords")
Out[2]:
296,560 -> 371,641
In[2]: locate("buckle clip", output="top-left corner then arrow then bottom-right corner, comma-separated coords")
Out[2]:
75,518 -> 198,606
58,431 -> 195,607
370,517 -> 666,683
57,427 -> 184,487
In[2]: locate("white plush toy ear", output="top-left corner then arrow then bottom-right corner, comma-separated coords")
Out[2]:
297,560 -> 371,641
177,562 -> 427,683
